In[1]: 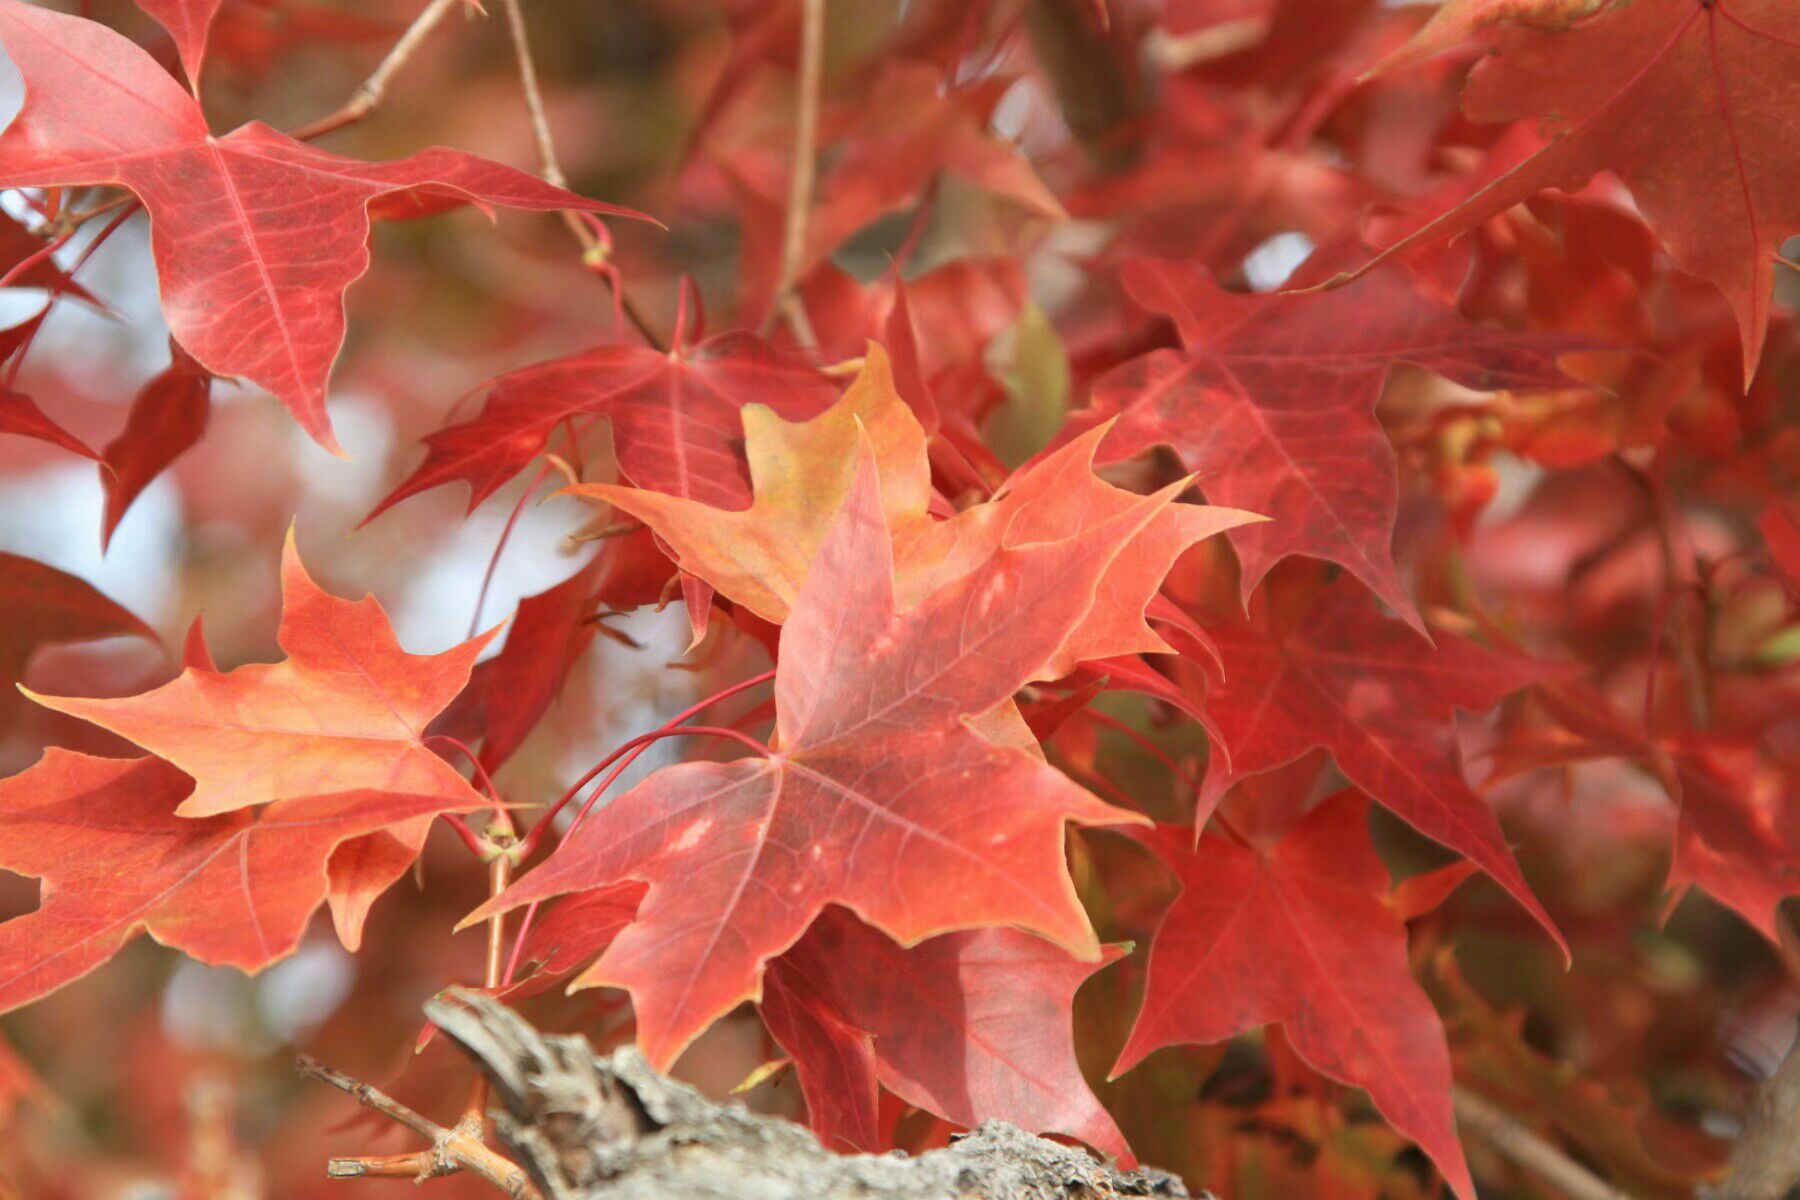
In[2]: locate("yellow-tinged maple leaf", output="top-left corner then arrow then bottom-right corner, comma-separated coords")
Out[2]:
567,342 -> 933,625
571,342 -> 1259,677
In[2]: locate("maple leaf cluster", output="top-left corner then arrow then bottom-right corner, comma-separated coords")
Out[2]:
0,0 -> 1794,1196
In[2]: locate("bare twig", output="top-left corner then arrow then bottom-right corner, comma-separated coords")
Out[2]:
323,1150 -> 419,1179
484,855 -> 516,991
288,0 -> 469,142
299,1056 -> 451,1146
58,194 -> 140,234
463,848 -> 517,1128
497,0 -> 570,191
495,0 -> 662,348
1453,1087 -> 1634,1200
764,0 -> 825,344
298,1055 -> 538,1197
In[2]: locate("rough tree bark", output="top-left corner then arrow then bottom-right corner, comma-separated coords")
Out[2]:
1706,1020 -> 1800,1200
423,988 -> 1191,1200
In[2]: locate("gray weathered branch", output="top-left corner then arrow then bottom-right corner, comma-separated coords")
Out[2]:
423,988 -> 1188,1200
1706,1021 -> 1800,1200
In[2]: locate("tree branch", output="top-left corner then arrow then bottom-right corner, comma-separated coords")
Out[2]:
424,988 -> 1189,1200
1706,1022 -> 1800,1200
298,1054 -> 538,1197
1452,1087 -> 1633,1200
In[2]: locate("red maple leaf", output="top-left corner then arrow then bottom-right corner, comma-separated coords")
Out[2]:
432,529 -> 677,772
1762,499 -> 1800,591
485,887 -> 1130,1159
762,907 -> 1131,1160
1198,576 -> 1565,953
136,0 -> 221,87
1114,793 -> 1476,1200
1371,0 -> 1800,379
494,882 -> 649,1007
0,552 -> 156,687
0,214 -> 99,303
468,449 -> 1179,1066
98,342 -> 212,549
369,332 -> 837,520
24,532 -> 491,819
1080,255 -> 1589,630
1666,738 -> 1800,942
0,2 -> 648,453
0,750 -> 478,1013
0,313 -> 98,462
0,391 -> 94,460
455,554 -> 607,774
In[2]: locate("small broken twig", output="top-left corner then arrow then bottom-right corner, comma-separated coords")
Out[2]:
297,1054 -> 538,1197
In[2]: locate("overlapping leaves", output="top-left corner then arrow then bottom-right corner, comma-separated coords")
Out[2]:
471,441 -> 1196,1066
